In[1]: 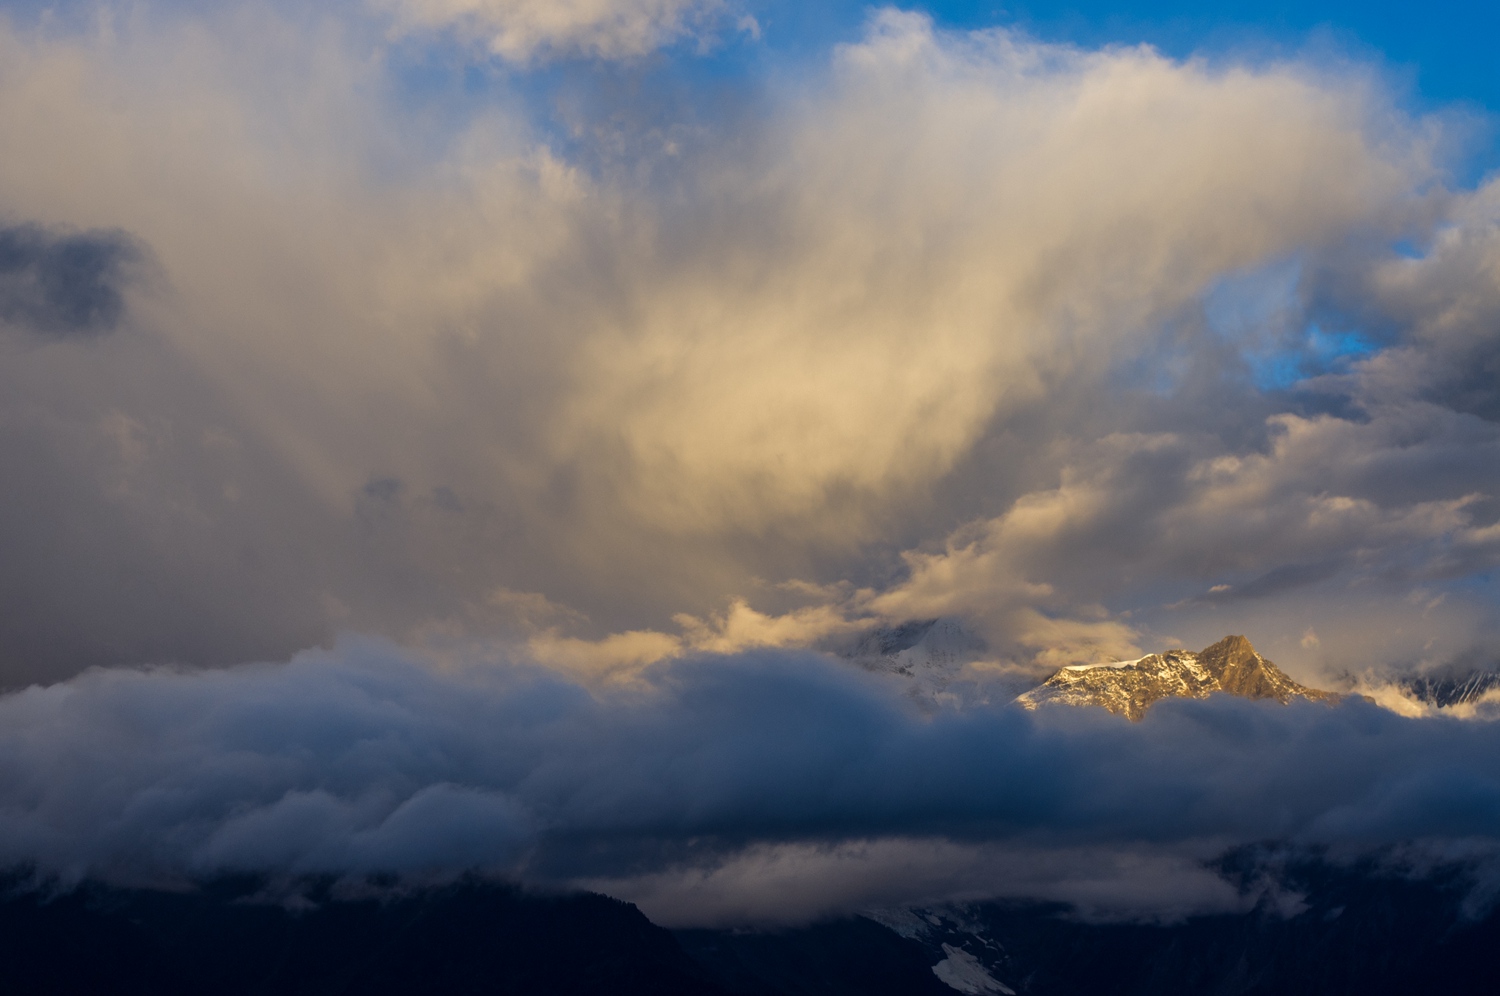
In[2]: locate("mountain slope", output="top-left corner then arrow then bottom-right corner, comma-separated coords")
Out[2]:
0,875 -> 729,996
1402,670 -> 1500,709
1016,635 -> 1341,721
699,853 -> 1500,996
5,859 -> 1498,996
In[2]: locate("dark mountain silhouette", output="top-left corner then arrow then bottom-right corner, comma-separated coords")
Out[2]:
679,852 -> 1500,995
3,855 -> 1496,995
0,874 -> 726,996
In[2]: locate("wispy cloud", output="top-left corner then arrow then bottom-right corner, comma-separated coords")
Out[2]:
375,0 -> 741,61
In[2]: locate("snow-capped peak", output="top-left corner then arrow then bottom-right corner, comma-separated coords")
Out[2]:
1016,635 -> 1343,721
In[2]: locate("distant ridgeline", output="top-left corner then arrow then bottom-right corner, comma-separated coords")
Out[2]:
1018,635 -> 1347,721
0,875 -> 726,996
3,857 -> 1499,995
679,848 -> 1500,996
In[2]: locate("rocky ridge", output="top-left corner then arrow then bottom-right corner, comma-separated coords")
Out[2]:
1016,635 -> 1341,721
1402,670 -> 1500,709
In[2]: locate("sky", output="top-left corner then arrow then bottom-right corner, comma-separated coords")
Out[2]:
2,0 -> 1500,924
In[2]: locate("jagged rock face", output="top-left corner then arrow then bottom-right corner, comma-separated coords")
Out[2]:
1016,635 -> 1340,721
1402,671 -> 1500,709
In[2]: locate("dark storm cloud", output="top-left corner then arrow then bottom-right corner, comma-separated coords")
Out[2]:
0,224 -> 143,338
2,644 -> 1499,924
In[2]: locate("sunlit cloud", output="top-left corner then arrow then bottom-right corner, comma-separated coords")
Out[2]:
1,4 -> 1471,684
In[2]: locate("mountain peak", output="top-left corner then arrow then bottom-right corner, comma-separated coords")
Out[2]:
1016,635 -> 1341,720
1204,633 -> 1256,658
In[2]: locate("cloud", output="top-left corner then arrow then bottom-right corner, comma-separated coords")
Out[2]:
0,223 -> 143,337
376,0 -> 737,61
0,2 -> 1491,688
1,642 -> 1500,925
1310,179 -> 1500,421
6,0 -> 1500,943
549,10 -> 1418,541
585,838 -> 1263,928
853,399 -> 1500,679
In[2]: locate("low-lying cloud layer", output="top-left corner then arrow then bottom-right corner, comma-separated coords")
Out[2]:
2,642 -> 1499,925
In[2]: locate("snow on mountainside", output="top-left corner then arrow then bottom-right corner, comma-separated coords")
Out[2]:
1402,671 -> 1500,709
841,619 -> 994,700
863,906 -> 1017,996
1351,668 -> 1500,718
931,943 -> 1014,995
1016,635 -> 1343,721
839,626 -> 1354,719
